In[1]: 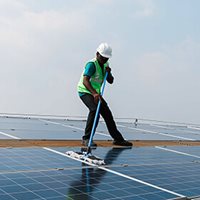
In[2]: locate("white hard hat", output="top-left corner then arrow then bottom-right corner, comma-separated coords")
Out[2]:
96,43 -> 112,58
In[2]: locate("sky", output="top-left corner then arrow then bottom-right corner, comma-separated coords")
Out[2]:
0,0 -> 200,124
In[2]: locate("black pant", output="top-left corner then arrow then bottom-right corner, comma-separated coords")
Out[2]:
80,93 -> 124,141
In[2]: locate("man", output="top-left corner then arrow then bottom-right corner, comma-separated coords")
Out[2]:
77,42 -> 132,147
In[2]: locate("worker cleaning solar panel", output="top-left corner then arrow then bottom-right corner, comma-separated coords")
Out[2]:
66,43 -> 132,165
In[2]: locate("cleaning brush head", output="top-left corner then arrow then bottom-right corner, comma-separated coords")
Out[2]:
66,150 -> 105,165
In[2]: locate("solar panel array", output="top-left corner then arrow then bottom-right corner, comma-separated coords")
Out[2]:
0,116 -> 200,200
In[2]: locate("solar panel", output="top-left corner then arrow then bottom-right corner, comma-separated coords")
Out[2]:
0,147 -> 182,200
1,116 -> 199,141
0,115 -> 200,199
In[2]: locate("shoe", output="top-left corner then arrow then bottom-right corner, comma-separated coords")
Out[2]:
82,139 -> 97,147
113,140 -> 132,146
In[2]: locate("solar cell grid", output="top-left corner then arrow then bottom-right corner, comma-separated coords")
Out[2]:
0,116 -> 199,141
0,147 -> 185,200
0,116 -> 200,199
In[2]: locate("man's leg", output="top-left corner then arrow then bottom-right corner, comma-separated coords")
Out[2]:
100,99 -> 132,146
80,94 -> 100,140
99,99 -> 124,141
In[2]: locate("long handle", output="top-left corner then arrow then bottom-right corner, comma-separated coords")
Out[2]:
87,72 -> 108,149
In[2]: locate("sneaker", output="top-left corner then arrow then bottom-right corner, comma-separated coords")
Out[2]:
82,139 -> 97,147
113,140 -> 132,146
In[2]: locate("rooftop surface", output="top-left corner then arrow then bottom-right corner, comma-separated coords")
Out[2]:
0,115 -> 200,200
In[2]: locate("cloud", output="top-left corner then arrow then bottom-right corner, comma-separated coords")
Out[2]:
91,0 -> 113,5
0,4 -> 89,45
132,37 -> 200,88
134,0 -> 156,17
0,0 -> 91,114
0,0 -> 91,72
134,52 -> 168,86
124,37 -> 200,123
0,0 -> 26,18
168,37 -> 200,71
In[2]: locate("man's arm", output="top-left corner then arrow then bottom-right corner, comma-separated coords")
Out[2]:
83,76 -> 100,103
107,72 -> 114,84
83,76 -> 98,95
106,66 -> 114,84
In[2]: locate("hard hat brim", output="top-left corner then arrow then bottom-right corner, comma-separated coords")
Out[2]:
98,52 -> 112,58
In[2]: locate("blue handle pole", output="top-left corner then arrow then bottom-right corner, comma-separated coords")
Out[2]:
87,72 -> 108,149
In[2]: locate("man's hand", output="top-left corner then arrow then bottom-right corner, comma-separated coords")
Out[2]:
105,66 -> 111,73
105,66 -> 114,84
93,93 -> 102,104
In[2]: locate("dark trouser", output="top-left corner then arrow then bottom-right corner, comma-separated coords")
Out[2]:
80,93 -> 124,141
